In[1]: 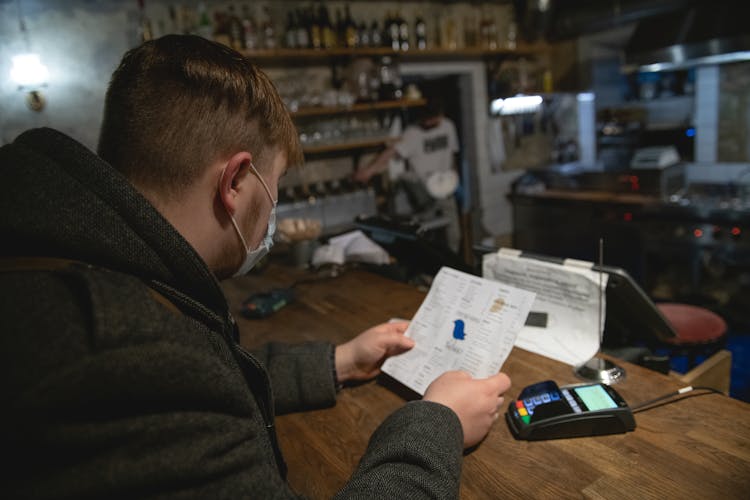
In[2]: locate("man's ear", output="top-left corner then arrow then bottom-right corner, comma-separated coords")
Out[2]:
217,151 -> 253,215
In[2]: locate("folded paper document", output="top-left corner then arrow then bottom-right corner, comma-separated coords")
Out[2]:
382,267 -> 535,395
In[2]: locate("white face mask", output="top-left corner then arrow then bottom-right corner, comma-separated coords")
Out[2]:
222,162 -> 278,277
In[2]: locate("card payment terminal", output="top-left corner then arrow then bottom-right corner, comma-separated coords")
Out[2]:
506,380 -> 635,440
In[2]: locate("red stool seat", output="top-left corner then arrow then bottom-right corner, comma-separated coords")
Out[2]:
657,303 -> 727,345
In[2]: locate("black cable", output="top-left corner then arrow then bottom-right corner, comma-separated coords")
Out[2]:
631,385 -> 725,414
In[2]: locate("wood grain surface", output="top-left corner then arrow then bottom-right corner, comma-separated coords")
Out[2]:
223,263 -> 750,499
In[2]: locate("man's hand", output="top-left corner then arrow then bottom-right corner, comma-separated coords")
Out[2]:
352,166 -> 374,184
423,371 -> 511,448
335,321 -> 414,383
352,146 -> 397,184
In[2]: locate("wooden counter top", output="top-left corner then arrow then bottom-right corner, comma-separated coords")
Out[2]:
222,262 -> 750,499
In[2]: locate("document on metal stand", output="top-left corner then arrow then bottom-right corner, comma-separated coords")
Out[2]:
382,266 -> 536,396
482,248 -> 608,366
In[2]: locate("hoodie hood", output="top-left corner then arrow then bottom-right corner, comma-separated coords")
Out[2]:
0,127 -> 228,317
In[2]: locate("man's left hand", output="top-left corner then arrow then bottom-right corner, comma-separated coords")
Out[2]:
335,321 -> 414,383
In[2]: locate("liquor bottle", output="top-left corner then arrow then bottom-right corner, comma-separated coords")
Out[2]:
434,13 -> 442,49
335,8 -> 344,47
138,0 -> 153,42
506,21 -> 517,50
327,178 -> 342,196
320,5 -> 335,49
310,5 -> 322,49
445,17 -> 458,50
415,12 -> 427,50
370,20 -> 382,47
382,12 -> 391,48
487,14 -> 498,50
296,8 -> 310,48
398,11 -> 409,51
261,6 -> 276,49
387,12 -> 400,51
241,4 -> 258,50
285,11 -> 297,48
378,56 -> 396,100
227,5 -> 244,50
480,13 -> 489,48
196,2 -> 213,40
358,22 -> 369,47
213,11 -> 231,46
467,13 -> 480,48
344,4 -> 358,48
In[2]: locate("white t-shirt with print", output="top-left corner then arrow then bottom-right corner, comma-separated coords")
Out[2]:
394,117 -> 459,185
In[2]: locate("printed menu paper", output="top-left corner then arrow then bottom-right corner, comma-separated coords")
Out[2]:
381,267 -> 536,396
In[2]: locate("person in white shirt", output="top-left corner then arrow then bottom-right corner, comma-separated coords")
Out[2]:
354,89 -> 462,254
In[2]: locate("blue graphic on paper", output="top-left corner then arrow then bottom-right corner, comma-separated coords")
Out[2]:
452,319 -> 466,340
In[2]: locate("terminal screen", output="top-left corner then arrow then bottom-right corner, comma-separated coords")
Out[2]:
573,384 -> 618,411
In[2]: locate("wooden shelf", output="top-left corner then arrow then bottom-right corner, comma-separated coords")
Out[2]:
291,98 -> 426,118
302,136 -> 396,155
242,44 -> 545,62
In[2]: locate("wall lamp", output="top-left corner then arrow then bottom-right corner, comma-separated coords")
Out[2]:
10,53 -> 49,111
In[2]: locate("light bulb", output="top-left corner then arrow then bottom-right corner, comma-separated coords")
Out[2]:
10,53 -> 49,88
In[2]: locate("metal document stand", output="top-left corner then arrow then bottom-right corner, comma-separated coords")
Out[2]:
483,249 -> 678,385
575,357 -> 627,384
577,242 -> 627,384
574,263 -> 678,384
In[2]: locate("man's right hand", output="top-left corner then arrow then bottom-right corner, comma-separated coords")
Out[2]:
352,167 -> 373,184
423,371 -> 511,448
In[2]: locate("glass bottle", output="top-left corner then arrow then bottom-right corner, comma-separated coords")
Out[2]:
228,5 -> 244,50
415,12 -> 427,50
213,11 -> 230,46
398,11 -> 409,51
310,5 -> 322,49
241,5 -> 258,50
197,2 -> 213,40
344,4 -> 358,48
358,21 -> 370,47
261,6 -> 276,49
285,11 -> 297,49
335,8 -> 344,47
320,5 -> 335,49
445,18 -> 458,50
387,12 -> 400,51
378,56 -> 402,100
370,20 -> 382,47
296,8 -> 310,49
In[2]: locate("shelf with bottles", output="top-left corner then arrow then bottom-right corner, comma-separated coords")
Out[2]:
198,1 -> 545,63
295,106 -> 403,157
153,2 -> 550,69
241,44 -> 544,63
302,136 -> 399,156
291,98 -> 425,118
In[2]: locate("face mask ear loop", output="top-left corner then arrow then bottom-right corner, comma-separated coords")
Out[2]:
219,166 -> 251,253
228,212 -> 251,253
250,162 -> 278,206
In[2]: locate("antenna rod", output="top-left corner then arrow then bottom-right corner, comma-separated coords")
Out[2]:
598,237 -> 604,343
